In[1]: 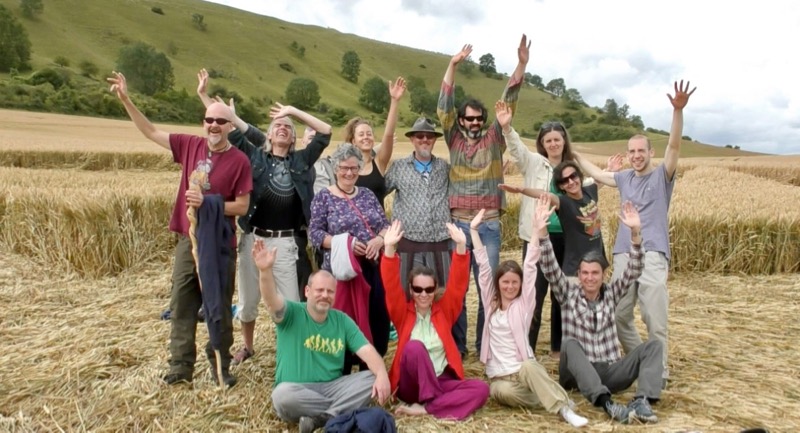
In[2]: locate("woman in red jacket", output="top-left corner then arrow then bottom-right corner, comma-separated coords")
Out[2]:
380,220 -> 489,420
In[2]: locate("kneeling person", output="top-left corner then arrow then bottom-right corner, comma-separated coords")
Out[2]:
253,241 -> 390,433
539,201 -> 663,424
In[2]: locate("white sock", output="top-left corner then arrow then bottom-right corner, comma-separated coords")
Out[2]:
559,406 -> 588,428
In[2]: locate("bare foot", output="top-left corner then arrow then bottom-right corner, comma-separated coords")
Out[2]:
395,403 -> 428,416
550,351 -> 560,360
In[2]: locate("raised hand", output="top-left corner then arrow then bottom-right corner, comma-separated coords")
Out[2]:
389,77 -> 406,101
494,101 -> 513,129
517,34 -> 530,65
252,239 -> 277,271
446,222 -> 466,246
269,102 -> 294,120
451,44 -> 473,65
383,220 -> 404,248
606,153 -> 624,172
197,68 -> 209,95
533,194 -> 555,233
618,200 -> 641,230
107,71 -> 129,100
667,79 -> 697,110
498,183 -> 524,194
470,209 -> 485,231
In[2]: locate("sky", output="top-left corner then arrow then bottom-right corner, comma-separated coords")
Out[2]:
205,0 -> 800,155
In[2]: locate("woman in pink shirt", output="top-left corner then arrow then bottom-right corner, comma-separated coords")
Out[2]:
475,197 -> 588,428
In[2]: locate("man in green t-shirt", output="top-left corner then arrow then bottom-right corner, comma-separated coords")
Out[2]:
253,241 -> 391,433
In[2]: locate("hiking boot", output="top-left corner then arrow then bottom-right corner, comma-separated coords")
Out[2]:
163,371 -> 193,385
298,413 -> 332,433
628,397 -> 658,423
604,400 -> 632,424
209,366 -> 237,388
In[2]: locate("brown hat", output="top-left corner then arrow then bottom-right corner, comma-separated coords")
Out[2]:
404,117 -> 443,138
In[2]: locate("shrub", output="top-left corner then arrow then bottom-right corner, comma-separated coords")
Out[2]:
151,6 -> 164,15
28,68 -> 70,90
279,63 -> 295,73
53,56 -> 70,67
78,60 -> 99,78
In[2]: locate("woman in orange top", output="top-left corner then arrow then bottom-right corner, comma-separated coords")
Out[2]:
380,220 -> 489,420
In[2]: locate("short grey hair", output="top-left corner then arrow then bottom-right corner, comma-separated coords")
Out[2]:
329,143 -> 363,170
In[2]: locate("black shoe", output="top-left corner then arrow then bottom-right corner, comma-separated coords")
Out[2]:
299,413 -> 332,433
163,371 -> 193,385
209,366 -> 237,388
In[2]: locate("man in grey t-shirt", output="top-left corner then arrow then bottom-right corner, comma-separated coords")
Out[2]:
574,80 -> 696,386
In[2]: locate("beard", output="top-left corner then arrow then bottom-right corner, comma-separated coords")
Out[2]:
462,126 -> 483,140
416,149 -> 432,159
207,134 -> 222,146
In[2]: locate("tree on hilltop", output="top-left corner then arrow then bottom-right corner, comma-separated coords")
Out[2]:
115,42 -> 174,96
285,77 -> 320,110
341,50 -> 361,83
478,53 -> 496,74
358,76 -> 390,114
0,4 -> 32,72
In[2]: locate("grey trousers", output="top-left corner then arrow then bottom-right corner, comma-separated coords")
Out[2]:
558,338 -> 663,405
271,371 -> 375,422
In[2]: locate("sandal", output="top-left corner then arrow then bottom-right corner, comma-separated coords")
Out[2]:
232,347 -> 254,365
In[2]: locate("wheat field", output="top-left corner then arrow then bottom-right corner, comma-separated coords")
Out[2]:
1,110 -> 798,432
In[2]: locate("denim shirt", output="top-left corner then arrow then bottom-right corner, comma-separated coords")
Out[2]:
229,123 -> 331,233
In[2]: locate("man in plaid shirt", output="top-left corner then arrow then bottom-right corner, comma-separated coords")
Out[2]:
539,201 -> 663,424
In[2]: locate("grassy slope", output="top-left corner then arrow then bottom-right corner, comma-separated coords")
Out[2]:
0,0 -> 757,157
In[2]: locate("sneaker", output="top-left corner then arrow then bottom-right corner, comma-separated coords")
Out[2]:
232,347 -> 255,365
628,397 -> 658,423
298,413 -> 332,433
559,406 -> 588,428
604,400 -> 632,424
162,371 -> 192,385
209,366 -> 237,388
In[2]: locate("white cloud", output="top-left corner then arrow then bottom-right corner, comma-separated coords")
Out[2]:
205,0 -> 800,154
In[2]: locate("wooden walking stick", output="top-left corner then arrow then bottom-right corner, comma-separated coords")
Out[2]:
187,169 -> 225,390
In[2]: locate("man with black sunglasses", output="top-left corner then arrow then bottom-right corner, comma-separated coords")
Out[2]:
437,34 -> 531,356
385,117 -> 451,300
108,71 -> 253,387
574,80 -> 696,389
197,69 -> 332,366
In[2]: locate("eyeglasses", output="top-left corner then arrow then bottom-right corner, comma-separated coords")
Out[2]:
204,117 -> 231,125
557,172 -> 580,185
413,133 -> 436,140
338,165 -> 359,173
411,285 -> 436,294
540,121 -> 565,131
462,116 -> 484,123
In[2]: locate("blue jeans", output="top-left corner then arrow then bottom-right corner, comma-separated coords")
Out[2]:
452,218 -> 500,354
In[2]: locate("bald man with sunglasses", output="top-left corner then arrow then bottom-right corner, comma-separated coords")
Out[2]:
108,72 -> 252,387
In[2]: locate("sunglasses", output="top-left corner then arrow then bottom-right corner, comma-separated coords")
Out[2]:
540,121 -> 565,131
557,172 -> 581,185
413,133 -> 436,140
204,117 -> 231,125
411,285 -> 436,294
462,115 -> 485,122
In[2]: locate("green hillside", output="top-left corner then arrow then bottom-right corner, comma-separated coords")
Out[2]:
0,0 -> 755,156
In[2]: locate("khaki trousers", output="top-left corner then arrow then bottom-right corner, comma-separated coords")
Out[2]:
490,359 -> 570,413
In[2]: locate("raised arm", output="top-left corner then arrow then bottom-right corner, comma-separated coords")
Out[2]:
469,209 -> 486,250
196,68 -> 215,109
252,240 -> 286,322
269,103 -> 332,136
499,34 -> 530,114
663,79 -> 696,180
443,44 -> 472,87
107,72 -> 170,149
472,209 -> 496,307
497,101 -> 535,172
380,220 -> 409,329
536,199 -> 570,304
521,196 -> 553,309
574,152 -> 617,187
376,77 -> 406,173
498,183 -> 560,209
608,201 -> 644,301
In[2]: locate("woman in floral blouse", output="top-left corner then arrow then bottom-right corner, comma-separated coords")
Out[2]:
310,143 -> 391,372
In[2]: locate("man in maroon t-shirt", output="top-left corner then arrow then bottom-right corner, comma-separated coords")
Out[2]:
108,72 -> 253,387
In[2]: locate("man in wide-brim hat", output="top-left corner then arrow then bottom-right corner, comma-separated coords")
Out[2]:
385,117 -> 454,334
